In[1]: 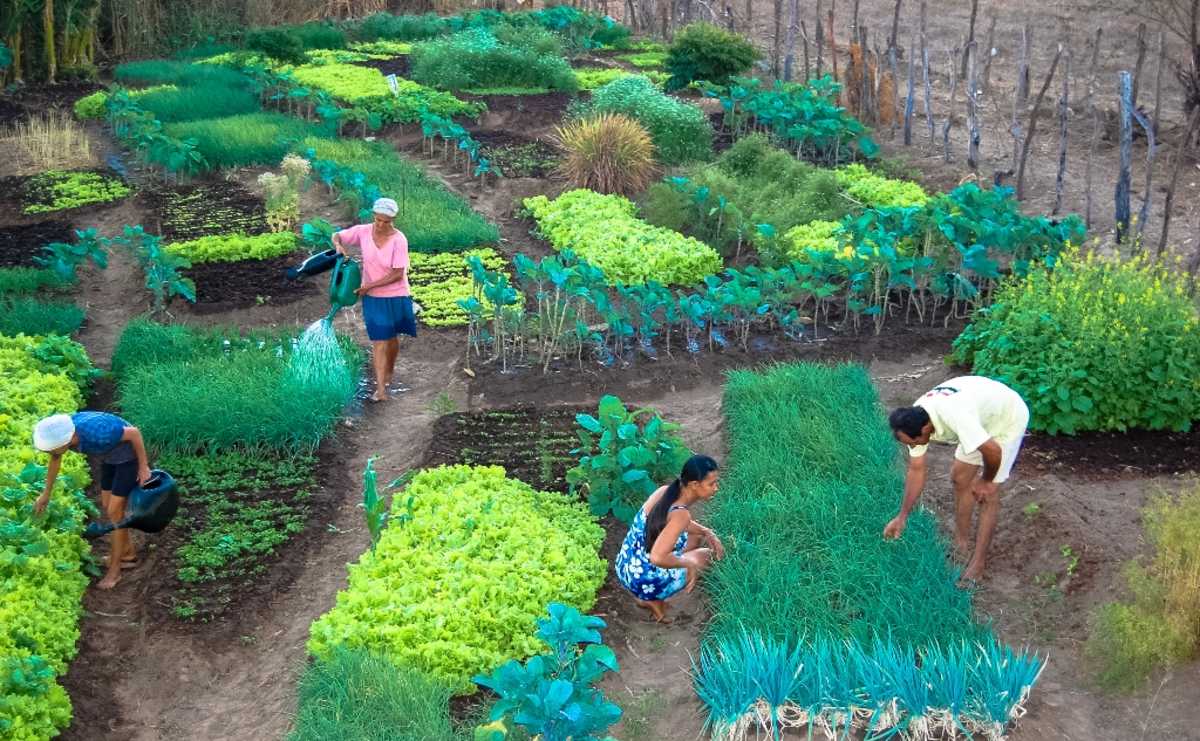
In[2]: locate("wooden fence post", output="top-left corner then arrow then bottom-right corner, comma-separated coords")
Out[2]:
904,30 -> 916,145
980,14 -> 997,96
960,0 -> 978,79
815,0 -> 825,77
1054,47 -> 1070,215
1116,70 -> 1134,243
1159,108 -> 1200,256
782,0 -> 801,81
1131,22 -> 1148,109
1084,28 -> 1102,230
1017,45 -> 1063,201
943,45 -> 960,162
921,0 -> 934,146
1016,25 -> 1032,107
967,41 -> 980,170
1137,30 -> 1167,239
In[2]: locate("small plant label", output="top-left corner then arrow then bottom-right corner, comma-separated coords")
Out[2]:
386,74 -> 400,97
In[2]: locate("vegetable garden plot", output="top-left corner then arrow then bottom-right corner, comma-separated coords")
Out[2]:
0,220 -> 74,268
150,451 -> 325,622
468,130 -> 559,178
181,253 -> 315,311
420,405 -> 586,492
143,180 -> 268,242
694,363 -> 1043,740
409,248 -> 505,327
17,170 -> 131,215
351,54 -> 411,79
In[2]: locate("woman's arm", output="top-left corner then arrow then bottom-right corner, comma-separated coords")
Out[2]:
649,510 -> 692,569
34,453 -> 63,514
355,267 -> 407,295
332,227 -> 359,256
686,519 -> 725,559
121,426 -> 152,484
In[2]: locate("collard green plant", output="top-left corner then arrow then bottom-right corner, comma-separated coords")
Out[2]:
665,23 -> 758,91
474,603 -> 621,741
567,395 -> 690,522
35,229 -> 109,281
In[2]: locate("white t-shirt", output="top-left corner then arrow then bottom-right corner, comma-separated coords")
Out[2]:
909,376 -> 1027,458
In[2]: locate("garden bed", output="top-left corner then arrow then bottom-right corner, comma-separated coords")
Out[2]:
472,130 -> 560,179
143,179 -> 269,242
421,405 -> 587,492
352,55 -> 411,79
180,252 -> 315,311
463,90 -> 574,132
1022,427 -> 1200,479
0,219 -> 76,266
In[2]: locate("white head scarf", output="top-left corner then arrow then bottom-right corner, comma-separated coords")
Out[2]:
372,198 -> 399,218
34,414 -> 75,452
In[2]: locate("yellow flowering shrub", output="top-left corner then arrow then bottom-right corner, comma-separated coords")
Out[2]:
952,247 -> 1200,434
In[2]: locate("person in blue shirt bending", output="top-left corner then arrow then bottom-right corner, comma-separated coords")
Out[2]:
33,412 -> 152,590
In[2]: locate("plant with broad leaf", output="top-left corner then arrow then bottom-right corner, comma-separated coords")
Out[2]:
35,228 -> 109,281
567,395 -> 690,522
474,602 -> 621,741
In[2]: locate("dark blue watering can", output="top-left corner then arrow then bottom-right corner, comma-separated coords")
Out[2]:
84,469 -> 179,539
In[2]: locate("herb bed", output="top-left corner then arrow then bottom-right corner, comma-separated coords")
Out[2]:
421,405 -> 587,492
144,180 -> 268,242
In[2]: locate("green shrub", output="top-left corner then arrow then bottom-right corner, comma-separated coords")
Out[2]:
0,267 -> 70,296
165,232 -> 298,264
302,137 -> 498,252
665,22 -> 758,91
22,171 -> 131,214
579,76 -> 712,164
525,189 -> 722,285
73,90 -> 108,119
1086,487 -> 1200,690
410,28 -> 577,93
113,320 -> 360,453
0,298 -> 84,336
640,134 -> 850,256
291,648 -> 460,741
567,395 -> 690,522
165,113 -> 329,171
134,81 -> 260,123
306,464 -> 606,694
245,28 -> 307,64
951,248 -> 1200,434
350,12 -> 452,42
288,22 -> 347,50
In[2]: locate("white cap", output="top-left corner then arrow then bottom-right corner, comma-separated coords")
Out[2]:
34,414 -> 75,452
372,198 -> 399,218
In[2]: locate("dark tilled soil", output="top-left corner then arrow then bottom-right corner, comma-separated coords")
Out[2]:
421,405 -> 589,492
180,253 -> 317,312
353,55 -> 411,79
462,91 -> 575,134
142,179 -> 268,243
0,219 -> 76,267
1022,427 -> 1200,479
473,132 -> 561,179
0,81 -> 104,127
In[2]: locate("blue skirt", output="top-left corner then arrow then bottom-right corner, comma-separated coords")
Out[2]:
362,295 -> 417,341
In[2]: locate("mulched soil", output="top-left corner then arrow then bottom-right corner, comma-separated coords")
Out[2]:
1022,427 -> 1200,479
0,219 -> 76,267
181,253 -> 318,312
462,91 -> 575,132
470,130 -> 560,179
142,179 -> 268,243
421,405 -> 587,492
0,81 -> 104,127
353,55 -> 411,79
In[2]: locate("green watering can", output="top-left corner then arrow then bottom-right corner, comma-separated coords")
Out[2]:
326,255 -> 362,322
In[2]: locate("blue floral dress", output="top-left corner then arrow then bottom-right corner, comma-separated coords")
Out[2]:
615,504 -> 689,601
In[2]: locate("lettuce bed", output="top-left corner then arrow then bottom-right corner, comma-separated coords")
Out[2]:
307,464 -> 606,693
0,334 -> 95,741
289,63 -> 480,121
524,189 -> 722,286
165,232 -> 299,264
410,248 -> 505,327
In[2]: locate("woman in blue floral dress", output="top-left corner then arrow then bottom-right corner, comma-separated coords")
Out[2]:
615,455 -> 724,623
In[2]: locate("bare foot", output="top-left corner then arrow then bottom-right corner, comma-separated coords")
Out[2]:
97,571 -> 122,590
102,556 -> 139,570
958,563 -> 985,588
953,538 -> 971,562
635,599 -> 674,624
370,392 -> 389,403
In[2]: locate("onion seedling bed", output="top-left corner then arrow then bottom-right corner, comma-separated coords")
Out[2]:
144,179 -> 268,242
421,405 -> 586,493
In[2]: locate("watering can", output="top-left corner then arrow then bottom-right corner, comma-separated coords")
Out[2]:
83,469 -> 179,540
286,250 -> 362,321
286,248 -> 338,280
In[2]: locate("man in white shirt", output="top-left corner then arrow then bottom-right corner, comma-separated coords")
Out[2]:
882,376 -> 1030,584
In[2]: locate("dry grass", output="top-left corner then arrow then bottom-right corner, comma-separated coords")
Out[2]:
0,110 -> 97,176
555,113 -> 658,196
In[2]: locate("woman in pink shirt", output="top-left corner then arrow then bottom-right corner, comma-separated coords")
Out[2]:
332,197 -> 415,402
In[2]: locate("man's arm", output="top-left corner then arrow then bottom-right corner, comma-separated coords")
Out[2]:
121,426 -> 152,484
883,454 -> 927,538
34,453 -> 63,513
976,438 -> 1002,482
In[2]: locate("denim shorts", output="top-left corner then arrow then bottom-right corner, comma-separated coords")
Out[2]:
362,295 -> 417,341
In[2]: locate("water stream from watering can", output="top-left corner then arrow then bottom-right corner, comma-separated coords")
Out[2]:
285,317 -> 352,393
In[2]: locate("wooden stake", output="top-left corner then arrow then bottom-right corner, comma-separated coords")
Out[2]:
967,41 -> 980,170
1137,30 -> 1167,239
1131,22 -> 1148,109
1159,107 -> 1200,257
1116,71 -> 1134,243
815,0 -> 825,77
1084,28 -> 1102,230
783,0 -> 802,81
943,45 -> 960,163
888,0 -> 903,53
1016,25 -> 1032,107
960,0 -> 978,79
921,0 -> 934,146
905,30 -> 916,145
1054,48 -> 1070,215
829,5 -> 839,89
980,14 -> 997,96
801,20 -> 812,81
1016,45 -> 1063,201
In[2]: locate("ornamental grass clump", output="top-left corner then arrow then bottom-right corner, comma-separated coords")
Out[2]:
306,464 -> 606,694
951,247 -> 1200,434
555,113 -> 657,196
1086,487 -> 1200,690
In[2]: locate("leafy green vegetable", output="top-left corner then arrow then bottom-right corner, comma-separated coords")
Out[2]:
21,171 -> 131,215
